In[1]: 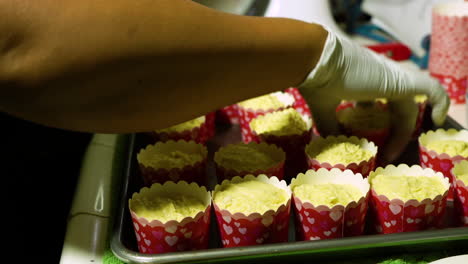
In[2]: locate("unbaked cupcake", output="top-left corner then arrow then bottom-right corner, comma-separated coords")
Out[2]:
237,91 -> 295,143
150,115 -> 212,144
368,164 -> 450,234
129,181 -> 211,254
305,135 -> 377,177
214,142 -> 286,182
451,160 -> 468,226
336,100 -> 390,149
137,140 -> 208,186
212,174 -> 291,247
290,168 -> 370,240
249,108 -> 313,181
418,128 -> 468,200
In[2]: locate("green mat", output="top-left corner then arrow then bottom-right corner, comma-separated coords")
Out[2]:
103,247 -> 465,264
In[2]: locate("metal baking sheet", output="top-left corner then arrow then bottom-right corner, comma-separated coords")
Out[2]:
111,115 -> 468,264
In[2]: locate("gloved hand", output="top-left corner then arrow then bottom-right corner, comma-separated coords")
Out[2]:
299,27 -> 450,163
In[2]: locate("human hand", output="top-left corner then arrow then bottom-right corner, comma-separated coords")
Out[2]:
299,28 -> 450,163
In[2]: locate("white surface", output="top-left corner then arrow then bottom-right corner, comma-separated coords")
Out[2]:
429,254 -> 468,264
60,214 -> 108,264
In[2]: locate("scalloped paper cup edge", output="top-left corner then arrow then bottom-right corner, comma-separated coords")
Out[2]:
418,129 -> 468,160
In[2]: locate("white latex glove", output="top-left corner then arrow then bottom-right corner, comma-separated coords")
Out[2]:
299,28 -> 450,163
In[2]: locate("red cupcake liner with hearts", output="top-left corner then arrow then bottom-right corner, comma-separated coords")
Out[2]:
212,175 -> 292,247
454,179 -> 468,226
418,129 -> 468,200
129,181 -> 212,254
412,100 -> 428,139
148,115 -> 214,145
451,160 -> 468,226
216,104 -> 240,125
284,87 -> 319,136
335,101 -> 390,149
257,131 -> 311,182
215,161 -> 285,183
137,140 -> 208,186
368,164 -> 450,234
290,169 -> 370,240
306,136 -> 378,177
431,74 -> 467,104
429,3 -> 467,104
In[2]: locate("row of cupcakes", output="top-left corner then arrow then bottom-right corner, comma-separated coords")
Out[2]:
129,161 -> 468,255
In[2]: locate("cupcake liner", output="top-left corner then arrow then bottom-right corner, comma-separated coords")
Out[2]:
451,160 -> 468,226
137,140 -> 208,186
290,168 -> 370,240
284,87 -> 320,136
212,175 -> 292,247
129,181 -> 211,254
336,100 -> 390,149
214,142 -> 286,182
216,104 -> 240,125
148,116 -> 212,145
238,92 -> 295,143
418,129 -> 468,200
201,111 -> 216,141
306,135 -> 378,177
252,114 -> 313,182
368,164 -> 450,234
412,98 -> 428,139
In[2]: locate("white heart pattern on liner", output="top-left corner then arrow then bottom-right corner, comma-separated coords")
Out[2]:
239,228 -> 247,235
304,226 -> 310,232
233,237 -> 241,245
329,211 -> 343,222
223,215 -> 232,223
331,227 -> 337,233
261,215 -> 274,227
134,222 -> 140,231
165,236 -> 179,247
140,246 -> 147,253
304,211 -> 309,216
389,204 -> 402,215
223,224 -> 233,235
460,196 -> 465,203
234,222 -> 240,227
407,218 -> 414,224
384,222 -> 391,228
144,239 -> 151,246
307,217 -> 315,224
165,225 -> 177,234
391,220 -> 396,226
422,154 -> 428,163
425,204 -> 435,214
309,236 -> 321,240
323,231 -> 331,237
141,232 -> 146,238
464,216 -> 468,224
256,238 -> 264,244
296,202 -> 302,211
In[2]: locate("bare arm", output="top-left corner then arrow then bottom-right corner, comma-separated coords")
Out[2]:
0,0 -> 327,133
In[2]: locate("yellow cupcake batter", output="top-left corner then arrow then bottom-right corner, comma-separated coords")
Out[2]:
238,93 -> 285,110
156,116 -> 205,133
307,139 -> 373,165
139,150 -> 203,169
131,194 -> 206,222
293,183 -> 363,207
371,175 -> 447,201
214,144 -> 281,172
337,104 -> 390,130
214,180 -> 289,215
250,108 -> 308,136
425,140 -> 468,157
456,174 -> 468,184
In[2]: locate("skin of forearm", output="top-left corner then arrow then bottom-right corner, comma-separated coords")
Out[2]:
0,0 -> 327,133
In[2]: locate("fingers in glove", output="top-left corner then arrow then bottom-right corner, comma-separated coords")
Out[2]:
304,93 -> 342,136
428,81 -> 450,126
381,98 -> 419,164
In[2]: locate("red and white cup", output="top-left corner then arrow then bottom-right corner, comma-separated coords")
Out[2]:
418,129 -> 468,200
214,142 -> 286,182
428,2 -> 468,104
284,87 -> 320,136
212,175 -> 292,247
251,112 -> 313,182
290,168 -> 370,240
149,116 -> 213,145
368,164 -> 450,234
216,104 -> 240,125
451,160 -> 468,227
129,181 -> 211,254
238,92 -> 295,143
305,135 -> 378,178
137,140 -> 208,186
335,100 -> 390,150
